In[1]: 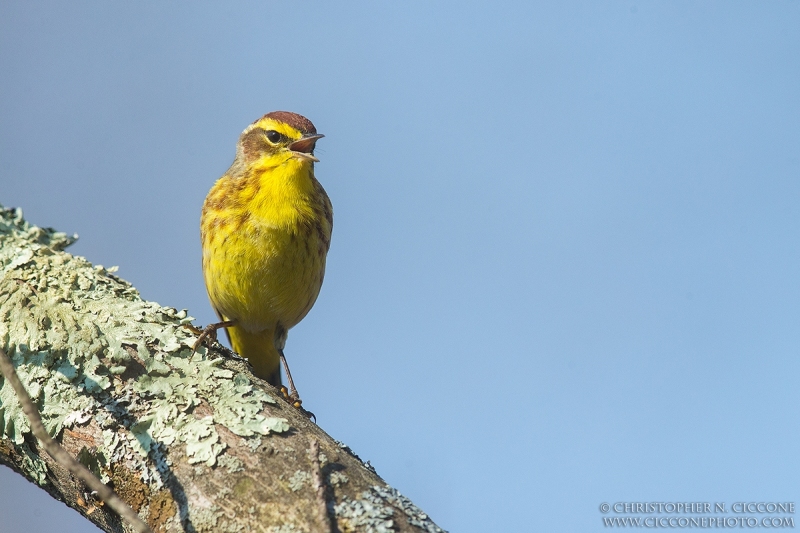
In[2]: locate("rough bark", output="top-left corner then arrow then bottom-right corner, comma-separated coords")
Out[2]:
0,205 -> 446,533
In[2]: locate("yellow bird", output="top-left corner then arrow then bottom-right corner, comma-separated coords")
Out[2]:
199,111 -> 332,408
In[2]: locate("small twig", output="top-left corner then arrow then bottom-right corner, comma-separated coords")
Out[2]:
0,347 -> 153,533
309,438 -> 333,533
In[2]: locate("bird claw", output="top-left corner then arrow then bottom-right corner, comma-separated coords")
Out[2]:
184,321 -> 235,355
280,386 -> 316,422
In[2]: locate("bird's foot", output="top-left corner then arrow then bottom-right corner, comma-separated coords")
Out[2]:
185,320 -> 235,355
280,386 -> 316,422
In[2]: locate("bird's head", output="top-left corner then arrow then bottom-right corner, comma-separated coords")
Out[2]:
237,111 -> 324,165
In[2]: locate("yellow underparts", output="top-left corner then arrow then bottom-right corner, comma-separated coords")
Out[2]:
201,153 -> 331,384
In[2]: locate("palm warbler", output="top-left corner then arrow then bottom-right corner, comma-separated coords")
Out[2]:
199,111 -> 332,407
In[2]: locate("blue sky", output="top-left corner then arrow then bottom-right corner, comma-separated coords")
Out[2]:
1,2 -> 798,532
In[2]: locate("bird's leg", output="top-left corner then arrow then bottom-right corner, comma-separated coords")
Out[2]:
279,349 -> 300,404
273,326 -> 315,420
274,326 -> 297,402
188,320 -> 235,354
278,349 -> 316,421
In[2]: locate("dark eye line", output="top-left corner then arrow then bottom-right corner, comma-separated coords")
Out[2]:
264,129 -> 286,144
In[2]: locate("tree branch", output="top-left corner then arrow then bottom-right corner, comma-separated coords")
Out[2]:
0,204 -> 447,533
0,345 -> 152,533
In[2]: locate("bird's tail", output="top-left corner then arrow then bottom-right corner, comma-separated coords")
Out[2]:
225,325 -> 282,386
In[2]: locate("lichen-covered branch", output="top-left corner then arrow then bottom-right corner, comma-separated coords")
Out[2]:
0,345 -> 152,533
0,205 -> 447,533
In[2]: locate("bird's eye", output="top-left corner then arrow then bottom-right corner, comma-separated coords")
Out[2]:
265,130 -> 283,144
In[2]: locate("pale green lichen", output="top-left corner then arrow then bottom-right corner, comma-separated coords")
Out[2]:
334,488 -> 395,533
266,525 -> 306,533
329,470 -> 349,486
0,205 -> 289,489
246,436 -> 262,452
77,446 -> 111,483
334,486 -> 448,533
191,506 -> 221,530
371,486 -> 447,533
219,521 -> 245,533
288,469 -> 311,492
128,353 -> 287,467
20,442 -> 49,485
217,453 -> 244,473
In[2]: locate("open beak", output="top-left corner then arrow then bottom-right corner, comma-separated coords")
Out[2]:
289,133 -> 324,162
